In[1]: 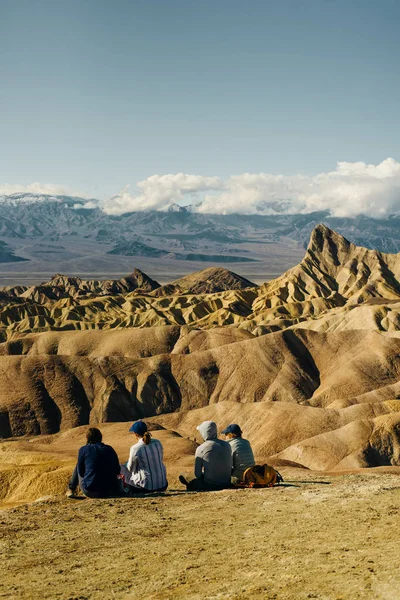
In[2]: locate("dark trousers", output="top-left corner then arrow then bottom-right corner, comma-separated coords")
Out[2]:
184,475 -> 230,492
127,483 -> 168,495
69,465 -> 123,498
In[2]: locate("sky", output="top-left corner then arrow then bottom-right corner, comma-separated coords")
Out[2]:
1,0 -> 400,216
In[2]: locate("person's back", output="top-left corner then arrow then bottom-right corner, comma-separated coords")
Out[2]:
195,421 -> 231,487
68,428 -> 121,499
120,421 -> 168,493
229,436 -> 255,480
78,442 -> 120,496
221,423 -> 255,483
128,437 -> 167,491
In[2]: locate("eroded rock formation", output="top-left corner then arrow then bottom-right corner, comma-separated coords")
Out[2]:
1,226 -> 400,470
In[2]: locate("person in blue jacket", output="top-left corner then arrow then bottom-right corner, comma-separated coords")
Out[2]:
67,427 -> 122,498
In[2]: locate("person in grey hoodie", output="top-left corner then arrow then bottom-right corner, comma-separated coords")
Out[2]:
179,420 -> 232,491
221,423 -> 255,484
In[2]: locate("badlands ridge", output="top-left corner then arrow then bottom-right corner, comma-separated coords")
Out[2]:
0,224 -> 399,504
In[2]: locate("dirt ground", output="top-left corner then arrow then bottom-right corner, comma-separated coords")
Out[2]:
0,470 -> 399,600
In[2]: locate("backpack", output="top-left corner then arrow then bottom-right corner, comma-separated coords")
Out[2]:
242,464 -> 283,488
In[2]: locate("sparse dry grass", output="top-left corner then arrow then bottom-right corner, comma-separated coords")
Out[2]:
1,470 -> 399,600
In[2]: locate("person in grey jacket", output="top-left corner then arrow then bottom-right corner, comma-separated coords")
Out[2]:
222,423 -> 255,484
179,421 -> 232,491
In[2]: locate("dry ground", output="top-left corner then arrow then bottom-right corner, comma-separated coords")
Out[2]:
1,470 -> 399,600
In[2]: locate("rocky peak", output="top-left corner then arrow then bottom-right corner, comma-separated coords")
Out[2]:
307,224 -> 353,266
121,268 -> 160,292
153,267 -> 256,296
46,273 -> 83,287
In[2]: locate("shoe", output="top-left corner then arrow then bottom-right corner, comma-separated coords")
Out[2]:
179,474 -> 188,487
66,488 -> 77,499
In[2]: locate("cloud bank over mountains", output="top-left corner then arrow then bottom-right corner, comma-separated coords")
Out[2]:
2,158 -> 400,218
104,158 -> 400,218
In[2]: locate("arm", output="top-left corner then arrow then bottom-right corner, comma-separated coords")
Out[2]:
111,447 -> 120,476
127,445 -> 139,472
194,447 -> 203,479
77,447 -> 86,478
230,447 -> 236,473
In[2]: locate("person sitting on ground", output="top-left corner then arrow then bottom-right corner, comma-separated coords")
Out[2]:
221,423 -> 255,485
120,420 -> 168,493
179,420 -> 232,491
67,427 -> 122,498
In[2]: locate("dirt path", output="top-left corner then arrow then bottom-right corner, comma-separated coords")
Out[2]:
0,471 -> 399,600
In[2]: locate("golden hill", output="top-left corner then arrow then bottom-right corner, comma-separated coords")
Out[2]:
0,224 -> 399,489
0,326 -> 399,470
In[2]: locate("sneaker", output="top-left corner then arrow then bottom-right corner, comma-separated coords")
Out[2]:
66,488 -> 77,499
179,474 -> 188,487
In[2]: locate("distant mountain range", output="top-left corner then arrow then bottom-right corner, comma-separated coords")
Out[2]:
1,193 -> 400,283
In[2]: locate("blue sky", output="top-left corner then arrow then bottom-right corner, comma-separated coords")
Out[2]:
1,0 -> 399,210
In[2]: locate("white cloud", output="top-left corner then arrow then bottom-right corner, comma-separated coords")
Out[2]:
103,174 -> 223,214
103,158 -> 400,218
72,201 -> 98,209
3,158 -> 400,218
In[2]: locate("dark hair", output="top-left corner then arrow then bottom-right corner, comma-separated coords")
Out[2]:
142,431 -> 152,445
86,427 -> 102,444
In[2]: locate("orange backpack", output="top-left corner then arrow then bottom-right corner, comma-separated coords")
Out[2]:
242,464 -> 283,488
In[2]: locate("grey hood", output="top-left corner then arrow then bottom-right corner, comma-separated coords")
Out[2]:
197,420 -> 218,441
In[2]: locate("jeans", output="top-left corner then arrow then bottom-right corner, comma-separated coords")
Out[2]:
127,483 -> 168,494
183,474 -> 231,491
69,465 -> 123,498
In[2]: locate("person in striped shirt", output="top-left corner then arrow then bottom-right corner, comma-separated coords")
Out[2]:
120,421 -> 168,493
